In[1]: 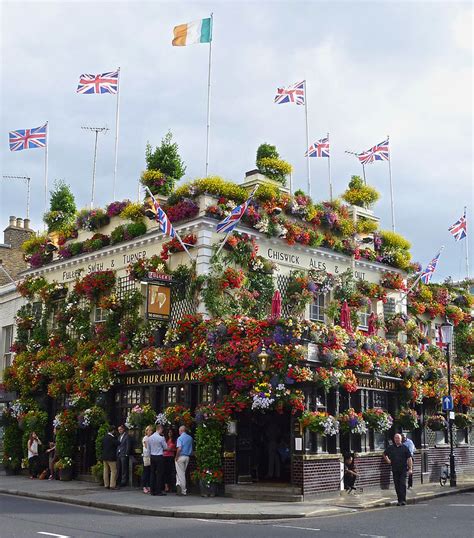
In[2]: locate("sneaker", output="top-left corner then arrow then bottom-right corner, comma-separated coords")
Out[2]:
176,485 -> 182,495
401,501 -> 406,506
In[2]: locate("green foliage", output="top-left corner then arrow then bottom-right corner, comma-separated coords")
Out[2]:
2,417 -> 23,471
256,157 -> 292,185
356,218 -> 378,234
380,230 -> 411,251
95,422 -> 111,461
110,222 -> 147,245
454,322 -> 474,366
256,143 -> 279,162
44,181 -> 77,232
91,461 -> 104,482
247,271 -> 274,318
193,422 -> 224,484
168,176 -> 247,205
145,131 -> 186,193
55,411 -> 78,460
119,202 -> 144,222
21,234 -> 48,255
342,176 -> 380,208
254,182 -> 281,202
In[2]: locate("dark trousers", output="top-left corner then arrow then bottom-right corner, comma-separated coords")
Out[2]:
150,455 -> 164,495
392,468 -> 407,503
344,473 -> 356,490
141,464 -> 151,488
117,456 -> 129,486
164,456 -> 176,490
28,456 -> 39,477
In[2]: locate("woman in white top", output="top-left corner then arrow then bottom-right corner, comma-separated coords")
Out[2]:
141,425 -> 153,493
27,431 -> 42,479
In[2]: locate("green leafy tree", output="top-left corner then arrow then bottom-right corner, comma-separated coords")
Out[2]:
143,131 -> 186,195
342,176 -> 379,209
44,181 -> 77,232
256,143 -> 292,185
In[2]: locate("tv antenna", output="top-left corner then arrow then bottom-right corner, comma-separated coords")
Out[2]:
2,175 -> 31,219
81,126 -> 109,208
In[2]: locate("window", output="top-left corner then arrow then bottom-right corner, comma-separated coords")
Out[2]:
50,300 -> 65,330
309,294 -> 325,322
2,325 -> 13,369
358,305 -> 371,330
94,307 -> 109,323
164,385 -> 187,406
199,384 -> 214,404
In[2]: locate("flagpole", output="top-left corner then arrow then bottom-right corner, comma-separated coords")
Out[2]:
112,67 -> 121,201
205,14 -> 213,177
144,186 -> 194,261
215,230 -> 232,258
44,121 -> 49,222
304,80 -> 311,196
327,132 -> 333,201
465,206 -> 470,278
387,134 -> 395,232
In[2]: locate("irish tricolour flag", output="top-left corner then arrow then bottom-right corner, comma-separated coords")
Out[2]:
172,17 -> 212,46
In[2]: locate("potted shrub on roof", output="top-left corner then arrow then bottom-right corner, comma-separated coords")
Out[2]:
256,143 -> 292,186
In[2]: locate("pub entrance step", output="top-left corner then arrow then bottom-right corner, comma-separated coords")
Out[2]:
225,482 -> 303,502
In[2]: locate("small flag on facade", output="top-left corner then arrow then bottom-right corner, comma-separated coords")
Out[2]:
172,18 -> 212,46
306,137 -> 330,158
357,139 -> 389,164
77,71 -> 119,94
151,197 -> 175,238
420,249 -> 443,284
274,81 -> 305,105
216,186 -> 258,234
9,124 -> 47,151
448,211 -> 467,241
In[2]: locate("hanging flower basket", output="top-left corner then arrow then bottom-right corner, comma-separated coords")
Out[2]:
299,411 -> 340,436
454,413 -> 473,429
426,414 -> 447,431
396,408 -> 420,430
362,408 -> 393,432
338,408 -> 368,435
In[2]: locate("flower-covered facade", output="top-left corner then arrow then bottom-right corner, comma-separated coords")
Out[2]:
2,170 -> 472,497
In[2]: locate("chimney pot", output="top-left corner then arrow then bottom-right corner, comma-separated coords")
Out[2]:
16,218 -> 23,228
24,218 -> 31,230
9,216 -> 16,226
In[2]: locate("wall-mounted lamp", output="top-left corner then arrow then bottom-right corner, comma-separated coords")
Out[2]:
257,347 -> 269,371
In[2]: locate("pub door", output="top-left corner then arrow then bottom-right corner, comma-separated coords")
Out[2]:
236,411 -> 291,483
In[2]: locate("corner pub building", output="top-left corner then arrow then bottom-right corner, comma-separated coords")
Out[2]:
7,171 -> 473,499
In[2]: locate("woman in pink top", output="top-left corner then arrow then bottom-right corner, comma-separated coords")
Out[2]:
163,429 -> 176,493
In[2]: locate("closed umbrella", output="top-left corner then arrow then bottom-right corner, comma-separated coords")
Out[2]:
270,290 -> 282,320
340,300 -> 353,333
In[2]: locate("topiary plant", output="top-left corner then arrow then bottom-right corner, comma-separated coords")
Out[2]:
256,143 -> 292,185
44,180 -> 77,232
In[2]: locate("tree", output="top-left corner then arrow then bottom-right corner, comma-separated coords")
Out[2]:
255,143 -> 292,186
144,131 -> 186,195
342,175 -> 379,209
43,180 -> 77,232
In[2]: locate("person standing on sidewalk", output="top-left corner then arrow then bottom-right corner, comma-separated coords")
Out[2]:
402,433 -> 416,489
116,424 -> 131,487
27,432 -> 42,479
175,425 -> 193,496
148,424 -> 168,496
141,425 -> 153,494
383,433 -> 413,506
102,425 -> 119,490
163,429 -> 177,493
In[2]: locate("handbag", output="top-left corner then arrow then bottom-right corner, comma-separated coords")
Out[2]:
143,455 -> 151,467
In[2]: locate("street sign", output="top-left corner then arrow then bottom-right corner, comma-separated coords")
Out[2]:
442,395 -> 453,411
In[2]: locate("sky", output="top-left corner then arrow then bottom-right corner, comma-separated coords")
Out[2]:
1,0 -> 472,282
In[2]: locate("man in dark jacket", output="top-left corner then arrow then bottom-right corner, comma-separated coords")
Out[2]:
102,426 -> 119,489
116,424 -> 131,487
383,433 -> 413,505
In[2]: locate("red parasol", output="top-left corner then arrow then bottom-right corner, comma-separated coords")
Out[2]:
340,300 -> 353,333
270,290 -> 282,320
367,312 -> 377,336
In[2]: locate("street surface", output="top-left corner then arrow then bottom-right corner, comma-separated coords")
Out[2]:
0,492 -> 473,538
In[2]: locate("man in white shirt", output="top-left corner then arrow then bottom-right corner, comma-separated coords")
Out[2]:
148,425 -> 168,496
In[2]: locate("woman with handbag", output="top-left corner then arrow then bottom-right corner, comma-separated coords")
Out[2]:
141,425 -> 153,494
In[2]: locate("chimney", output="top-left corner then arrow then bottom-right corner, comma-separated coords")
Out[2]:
9,216 -> 16,226
4,215 -> 34,248
16,218 -> 23,228
24,218 -> 31,230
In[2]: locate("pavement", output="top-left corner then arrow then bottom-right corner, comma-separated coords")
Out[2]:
0,472 -> 473,520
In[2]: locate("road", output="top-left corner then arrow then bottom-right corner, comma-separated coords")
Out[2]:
0,492 -> 473,538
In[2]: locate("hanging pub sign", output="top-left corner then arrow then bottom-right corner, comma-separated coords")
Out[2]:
145,272 -> 173,321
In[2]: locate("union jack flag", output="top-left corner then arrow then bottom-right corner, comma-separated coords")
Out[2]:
448,211 -> 467,241
274,81 -> 305,105
9,124 -> 47,151
77,71 -> 119,94
306,137 -> 329,158
420,249 -> 443,284
152,198 -> 175,238
216,186 -> 258,234
357,139 -> 389,165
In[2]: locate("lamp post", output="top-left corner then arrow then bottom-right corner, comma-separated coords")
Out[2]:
440,319 -> 456,487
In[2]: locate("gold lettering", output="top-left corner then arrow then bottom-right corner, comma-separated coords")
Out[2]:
137,376 -> 143,384
184,372 -> 190,381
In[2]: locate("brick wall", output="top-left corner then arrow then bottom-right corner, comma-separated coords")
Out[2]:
224,454 -> 236,484
426,445 -> 474,482
354,453 -> 421,490
292,457 -> 341,496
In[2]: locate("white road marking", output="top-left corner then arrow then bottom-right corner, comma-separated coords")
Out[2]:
360,534 -> 387,538
273,525 -> 320,531
37,533 -> 70,538
196,519 -> 238,524
449,504 -> 474,507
